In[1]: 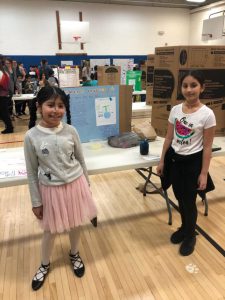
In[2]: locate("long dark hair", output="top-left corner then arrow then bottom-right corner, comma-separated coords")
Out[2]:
180,69 -> 205,87
29,86 -> 71,129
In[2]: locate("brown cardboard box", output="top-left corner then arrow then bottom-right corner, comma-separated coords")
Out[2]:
146,56 -> 155,105
202,99 -> 225,136
97,66 -> 121,86
140,63 -> 147,90
151,100 -> 171,137
146,86 -> 153,105
152,46 -> 225,136
153,46 -> 225,104
147,54 -> 155,62
119,85 -> 133,133
152,98 -> 225,137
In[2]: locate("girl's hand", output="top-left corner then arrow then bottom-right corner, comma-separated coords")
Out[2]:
156,162 -> 164,177
198,173 -> 207,190
32,205 -> 43,220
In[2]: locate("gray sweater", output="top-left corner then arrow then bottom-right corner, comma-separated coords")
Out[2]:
24,123 -> 89,207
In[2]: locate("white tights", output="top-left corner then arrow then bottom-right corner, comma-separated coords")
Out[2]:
41,227 -> 81,265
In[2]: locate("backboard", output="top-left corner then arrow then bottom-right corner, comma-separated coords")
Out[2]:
60,21 -> 90,44
202,15 -> 225,41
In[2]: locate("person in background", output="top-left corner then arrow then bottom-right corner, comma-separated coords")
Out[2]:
29,65 -> 39,82
39,73 -> 50,89
47,69 -> 59,87
5,58 -> 16,117
24,74 -> 34,94
13,60 -> 26,81
93,65 -> 98,80
82,74 -> 98,87
90,73 -> 98,86
81,61 -> 91,80
22,74 -> 35,115
15,74 -> 24,116
38,59 -> 53,80
0,55 -> 13,134
82,76 -> 91,86
24,86 -> 97,291
156,70 -> 216,256
18,62 -> 27,77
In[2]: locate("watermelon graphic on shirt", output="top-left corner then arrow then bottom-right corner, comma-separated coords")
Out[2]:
175,118 -> 195,139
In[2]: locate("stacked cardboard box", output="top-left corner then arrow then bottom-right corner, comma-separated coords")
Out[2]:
146,54 -> 155,105
97,66 -> 121,86
151,46 -> 225,137
140,62 -> 147,90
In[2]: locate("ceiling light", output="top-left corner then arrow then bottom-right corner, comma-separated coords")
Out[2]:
186,0 -> 206,3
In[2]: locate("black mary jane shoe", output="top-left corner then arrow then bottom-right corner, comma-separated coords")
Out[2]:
91,217 -> 98,227
31,263 -> 50,291
69,251 -> 85,278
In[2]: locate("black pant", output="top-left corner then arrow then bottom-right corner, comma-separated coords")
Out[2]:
170,151 -> 202,238
0,96 -> 13,130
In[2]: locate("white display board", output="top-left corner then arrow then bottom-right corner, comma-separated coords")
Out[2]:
58,67 -> 80,87
61,61 -> 73,66
90,59 -> 110,69
113,58 -> 134,84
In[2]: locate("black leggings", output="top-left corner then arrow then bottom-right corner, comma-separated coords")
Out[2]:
170,151 -> 202,238
0,96 -> 13,130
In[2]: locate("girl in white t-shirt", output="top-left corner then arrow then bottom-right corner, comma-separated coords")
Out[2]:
157,70 -> 216,256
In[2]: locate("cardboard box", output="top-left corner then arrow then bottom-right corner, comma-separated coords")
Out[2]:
202,99 -> 225,136
146,57 -> 154,105
97,66 -> 121,86
119,85 -> 133,133
152,46 -> 225,136
146,86 -> 153,105
151,98 -> 225,137
140,63 -> 147,90
151,100 -> 171,137
153,46 -> 225,104
147,54 -> 155,62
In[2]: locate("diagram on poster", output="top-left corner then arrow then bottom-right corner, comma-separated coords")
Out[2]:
95,97 -> 116,126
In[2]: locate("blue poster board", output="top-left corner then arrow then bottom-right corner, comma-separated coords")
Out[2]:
63,86 -> 119,142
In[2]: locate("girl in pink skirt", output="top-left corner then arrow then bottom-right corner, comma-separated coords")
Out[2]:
24,86 -> 97,291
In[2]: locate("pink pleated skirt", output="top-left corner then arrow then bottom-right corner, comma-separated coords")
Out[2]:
39,174 -> 97,233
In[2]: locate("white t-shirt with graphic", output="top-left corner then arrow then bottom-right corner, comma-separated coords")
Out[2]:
168,103 -> 216,155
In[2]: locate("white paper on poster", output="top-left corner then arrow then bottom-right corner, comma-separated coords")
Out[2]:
95,97 -> 116,126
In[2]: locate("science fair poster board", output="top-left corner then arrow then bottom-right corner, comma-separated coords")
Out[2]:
113,58 -> 134,84
63,85 -> 119,142
58,67 -> 80,87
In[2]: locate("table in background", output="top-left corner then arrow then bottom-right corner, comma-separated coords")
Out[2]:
12,94 -> 36,117
132,90 -> 146,102
132,102 -> 152,119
